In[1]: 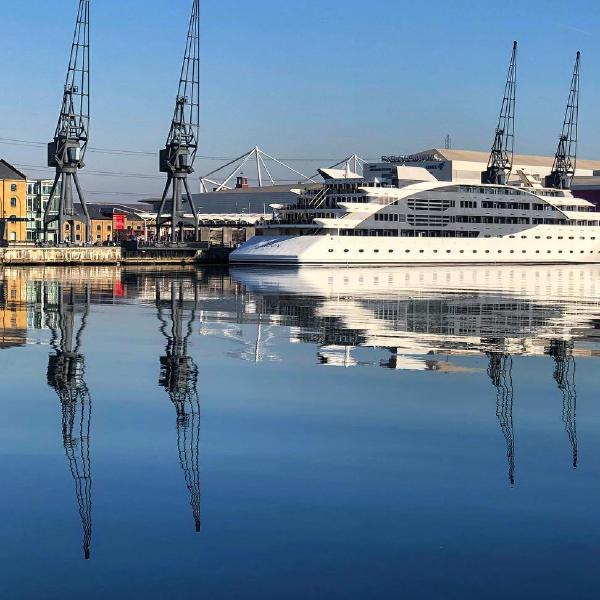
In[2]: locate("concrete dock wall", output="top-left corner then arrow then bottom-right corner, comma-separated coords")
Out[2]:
0,245 -> 231,265
0,247 -> 122,265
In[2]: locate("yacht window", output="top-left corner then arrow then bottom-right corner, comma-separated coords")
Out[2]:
569,237 -> 574,239
374,249 -> 379,253
546,236 -> 552,239
389,249 -> 394,253
419,250 -> 424,253
344,249 -> 349,253
535,236 -> 541,239
405,249 -> 410,253
328,249 -> 334,253
521,236 -> 527,239
446,250 -> 451,253
359,249 -> 364,253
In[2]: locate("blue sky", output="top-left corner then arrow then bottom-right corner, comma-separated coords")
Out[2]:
1,0 -> 600,199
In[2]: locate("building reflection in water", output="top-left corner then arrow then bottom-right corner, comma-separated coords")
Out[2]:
44,281 -> 93,560
156,277 -> 201,533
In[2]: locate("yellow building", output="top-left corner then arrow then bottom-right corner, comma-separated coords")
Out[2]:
0,160 -> 27,243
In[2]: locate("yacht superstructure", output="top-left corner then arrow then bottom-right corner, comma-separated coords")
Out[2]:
229,165 -> 600,264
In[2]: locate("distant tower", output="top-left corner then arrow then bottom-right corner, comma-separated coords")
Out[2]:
482,41 -> 517,185
43,0 -> 91,243
545,52 -> 581,190
444,134 -> 452,150
156,278 -> 202,532
156,0 -> 201,243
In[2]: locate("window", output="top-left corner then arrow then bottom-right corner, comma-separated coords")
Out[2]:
10,184 -> 16,192
328,249 -> 333,253
10,198 -> 16,207
9,232 -> 16,241
97,225 -> 102,231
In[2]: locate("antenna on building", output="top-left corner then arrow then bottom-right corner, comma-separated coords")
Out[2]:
545,52 -> 580,190
444,134 -> 452,150
43,0 -> 91,243
482,41 -> 517,185
156,0 -> 201,243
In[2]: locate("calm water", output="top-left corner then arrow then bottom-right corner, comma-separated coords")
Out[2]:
1,264 -> 600,599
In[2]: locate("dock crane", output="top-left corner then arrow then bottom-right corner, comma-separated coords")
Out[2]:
43,0 -> 91,244
156,278 -> 201,532
45,281 -> 93,559
482,42 -> 517,185
545,52 -> 581,190
156,0 -> 201,243
547,340 -> 578,468
486,350 -> 516,486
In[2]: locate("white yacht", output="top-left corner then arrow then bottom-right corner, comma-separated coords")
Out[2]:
229,165 -> 600,265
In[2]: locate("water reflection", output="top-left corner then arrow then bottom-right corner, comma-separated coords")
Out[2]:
228,265 -> 598,485
0,264 -> 598,562
486,352 -> 515,485
548,339 -> 578,468
44,280 -> 93,560
156,277 -> 202,533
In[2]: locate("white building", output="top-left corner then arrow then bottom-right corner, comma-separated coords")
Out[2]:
366,148 -> 600,186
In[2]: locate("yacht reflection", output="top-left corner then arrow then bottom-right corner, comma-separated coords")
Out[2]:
156,278 -> 201,533
229,265 -> 597,483
44,281 -> 93,560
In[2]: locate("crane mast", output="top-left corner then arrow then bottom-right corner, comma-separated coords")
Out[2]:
43,0 -> 91,244
482,42 -> 517,185
156,0 -> 201,243
545,52 -> 580,190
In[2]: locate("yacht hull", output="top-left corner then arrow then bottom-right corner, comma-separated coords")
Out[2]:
230,230 -> 600,265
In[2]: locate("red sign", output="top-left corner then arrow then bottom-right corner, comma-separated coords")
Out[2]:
113,214 -> 126,230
